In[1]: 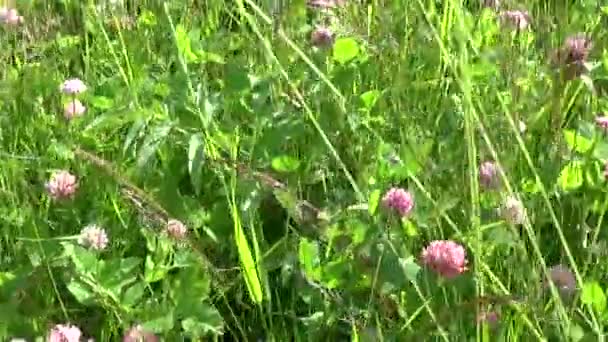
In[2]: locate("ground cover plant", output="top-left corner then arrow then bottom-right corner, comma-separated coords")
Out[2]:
2,0 -> 608,340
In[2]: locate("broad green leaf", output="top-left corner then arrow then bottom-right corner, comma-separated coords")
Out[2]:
66,280 -> 96,306
593,141 -> 608,161
273,189 -> 299,217
271,155 -> 301,173
90,96 -> 114,110
137,10 -> 157,26
144,256 -> 169,283
121,281 -> 146,308
142,309 -> 175,333
0,272 -> 16,288
298,238 -> 321,282
321,259 -> 350,289
359,90 -> 381,111
333,38 -> 360,64
402,219 -> 418,237
173,266 -> 211,317
521,178 -> 541,194
558,161 -> 584,191
97,257 -> 140,291
400,256 -> 421,283
137,122 -> 173,168
567,323 -> 585,342
181,305 -> 223,336
563,129 -> 593,153
581,281 -> 606,314
63,243 -> 98,276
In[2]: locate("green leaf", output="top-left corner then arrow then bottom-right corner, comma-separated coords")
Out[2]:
333,38 -> 360,64
181,305 -> 224,337
271,155 -> 301,173
521,178 -> 541,194
581,281 -> 607,314
563,129 -> 593,153
233,210 -> 263,304
142,309 -> 175,333
63,243 -> 98,276
196,50 -> 225,64
144,256 -> 170,283
121,282 -> 146,308
175,25 -> 198,63
567,323 -> 585,342
298,238 -> 321,282
48,142 -> 75,161
137,122 -> 173,168
188,134 -> 205,194
593,141 -> 608,161
359,90 -> 382,111
66,279 -> 96,306
173,266 -> 211,317
90,96 -> 114,110
368,189 -> 381,216
400,256 -> 421,283
558,161 -> 584,191
401,219 -> 418,237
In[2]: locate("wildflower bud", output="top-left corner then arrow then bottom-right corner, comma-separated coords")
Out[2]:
311,26 -> 334,48
595,115 -> 608,131
501,195 -> 526,225
554,34 -> 593,79
1,8 -> 23,25
563,34 -> 593,65
64,99 -> 86,120
479,161 -> 500,189
78,224 -> 109,251
421,240 -> 468,278
123,325 -> 158,342
382,187 -> 414,217
546,264 -> 576,299
499,10 -> 531,31
46,170 -> 78,200
60,78 -> 87,95
48,324 -> 81,342
476,310 -> 500,328
166,219 -> 187,240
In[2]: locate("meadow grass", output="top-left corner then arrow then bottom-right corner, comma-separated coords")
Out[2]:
1,0 -> 608,340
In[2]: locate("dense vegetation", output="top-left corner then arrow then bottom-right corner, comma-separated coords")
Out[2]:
2,0 -> 608,340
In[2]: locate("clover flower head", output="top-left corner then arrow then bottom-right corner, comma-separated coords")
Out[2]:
78,224 -> 109,251
421,240 -> 468,278
382,187 -> 414,217
46,170 -> 78,200
61,78 -> 87,95
48,324 -> 81,342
